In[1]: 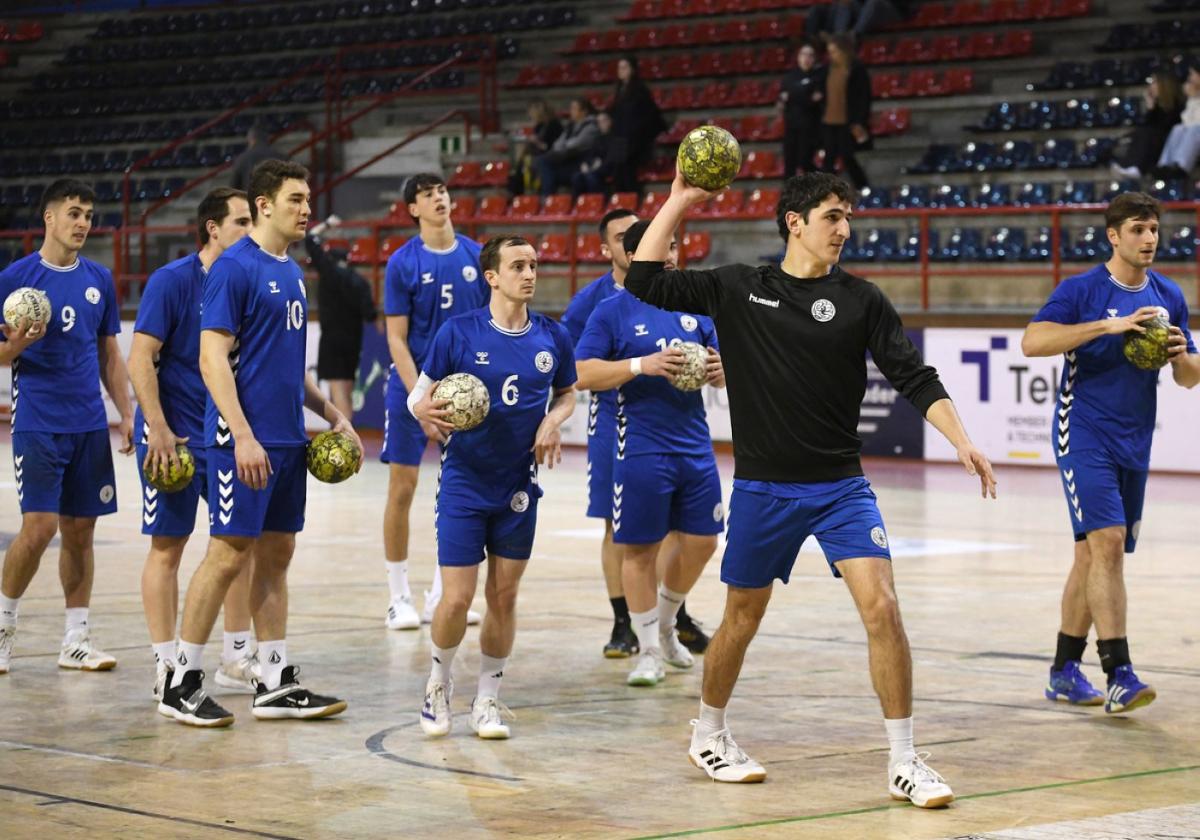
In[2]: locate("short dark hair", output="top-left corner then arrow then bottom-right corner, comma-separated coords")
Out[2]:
1104,191 -> 1161,232
598,208 -> 637,240
403,173 -> 446,207
197,187 -> 247,245
247,159 -> 309,221
480,235 -> 533,274
776,173 -> 854,241
621,219 -> 652,256
39,178 -> 96,220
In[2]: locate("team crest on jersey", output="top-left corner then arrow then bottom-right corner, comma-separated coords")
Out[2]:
713,502 -> 723,522
99,484 -> 115,504
511,491 -> 530,512
680,315 -> 698,332
812,299 -> 836,322
534,351 -> 554,373
463,266 -> 478,282
634,324 -> 648,336
870,526 -> 888,548
85,286 -> 101,305
475,351 -> 490,365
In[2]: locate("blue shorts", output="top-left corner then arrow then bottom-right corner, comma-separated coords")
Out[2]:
612,451 -> 724,545
12,430 -> 116,517
207,445 -> 306,537
382,402 -> 429,466
586,422 -> 616,520
1056,449 -> 1146,553
436,483 -> 542,566
136,443 -> 208,537
721,477 -> 891,588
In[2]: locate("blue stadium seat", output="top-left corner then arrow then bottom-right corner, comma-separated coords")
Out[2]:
1060,181 -> 1095,204
1024,227 -> 1056,260
984,227 -> 1028,261
973,183 -> 1012,207
857,186 -> 891,209
1161,226 -> 1196,260
1016,181 -> 1053,205
894,184 -> 930,208
930,184 -> 971,208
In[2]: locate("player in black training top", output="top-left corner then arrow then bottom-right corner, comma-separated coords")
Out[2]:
626,170 -> 997,808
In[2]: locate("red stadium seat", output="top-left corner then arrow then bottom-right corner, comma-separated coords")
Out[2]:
623,0 -> 658,20
859,39 -> 891,64
944,67 -> 974,94
660,23 -> 691,47
477,195 -> 509,220
742,188 -> 780,218
948,1 -> 987,25
910,69 -> 946,96
479,160 -> 510,186
512,66 -> 543,88
576,233 -> 606,262
574,193 -> 606,219
569,32 -> 602,53
540,194 -> 573,217
740,114 -> 772,141
348,236 -> 377,265
448,161 -> 480,187
681,231 -> 711,262
1002,30 -> 1033,56
640,191 -> 669,216
1027,0 -> 1054,17
703,189 -> 744,217
322,237 -> 352,255
510,195 -> 540,218
451,195 -> 476,219
931,35 -> 967,61
539,233 -> 570,263
689,0 -> 728,14
908,2 -> 948,26
742,150 -> 781,178
1055,0 -> 1090,16
608,192 -> 639,211
379,235 -> 408,261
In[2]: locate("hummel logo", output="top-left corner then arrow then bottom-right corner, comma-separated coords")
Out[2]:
749,293 -> 780,308
634,324 -> 648,336
421,272 -> 435,284
268,281 -> 280,294
1107,308 -> 1119,318
475,351 -> 490,365
233,639 -> 246,651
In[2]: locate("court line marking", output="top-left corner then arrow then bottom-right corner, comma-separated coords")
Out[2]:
629,763 -> 1200,839
0,783 -> 305,839
0,739 -> 180,772
365,725 -> 525,782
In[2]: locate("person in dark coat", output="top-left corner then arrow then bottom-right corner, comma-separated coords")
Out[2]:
534,98 -> 601,195
229,123 -> 284,192
508,100 -> 564,195
608,56 -> 668,194
572,111 -> 621,197
779,42 -> 824,177
817,35 -> 872,189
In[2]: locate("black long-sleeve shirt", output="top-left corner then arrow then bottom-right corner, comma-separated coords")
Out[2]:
625,260 -> 948,482
304,233 -> 377,351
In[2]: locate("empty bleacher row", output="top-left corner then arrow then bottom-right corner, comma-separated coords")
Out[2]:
618,0 -> 1088,23
0,112 -> 300,152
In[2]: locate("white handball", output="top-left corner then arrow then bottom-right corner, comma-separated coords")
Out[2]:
672,341 -> 709,392
3,287 -> 52,333
432,372 -> 490,431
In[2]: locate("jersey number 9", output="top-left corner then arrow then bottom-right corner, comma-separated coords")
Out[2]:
61,305 -> 76,332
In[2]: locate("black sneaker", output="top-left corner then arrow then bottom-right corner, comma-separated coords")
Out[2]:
159,669 -> 235,728
252,665 -> 347,720
603,618 -> 639,659
675,607 -> 710,655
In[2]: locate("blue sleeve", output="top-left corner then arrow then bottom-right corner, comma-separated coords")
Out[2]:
384,250 -> 414,317
201,258 -> 247,334
574,304 -> 616,362
99,269 -> 121,336
423,321 -> 456,380
0,266 -> 15,338
1170,289 -> 1197,354
552,323 -> 578,389
559,287 -> 592,347
1032,279 -> 1081,324
134,267 -> 173,341
700,316 -> 719,351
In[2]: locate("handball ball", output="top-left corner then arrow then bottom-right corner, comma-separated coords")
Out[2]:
3,287 -> 52,332
1122,311 -> 1172,371
672,341 -> 709,392
148,444 -> 196,493
306,431 -> 363,483
677,125 -> 742,191
433,373 -> 490,431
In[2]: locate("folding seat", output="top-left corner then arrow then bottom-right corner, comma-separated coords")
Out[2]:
135,179 -> 162,202
761,47 -> 790,72
1015,181 -> 1052,205
681,231 -> 711,262
691,21 -> 720,44
640,191 -> 669,216
729,79 -> 764,106
891,36 -> 934,63
741,114 -> 772,141
944,68 -> 974,94
348,237 -> 377,265
450,195 -> 476,219
1073,137 -> 1114,167
510,195 -> 540,218
570,32 -> 602,53
909,2 -> 949,26
973,182 -> 1011,206
1033,138 -> 1074,168
512,66 -> 543,87
476,194 -> 509,220
987,0 -> 1023,20
540,194 -> 573,217
690,52 -> 723,77
0,185 -> 25,207
707,189 -> 744,217
659,23 -> 691,48
1056,0 -> 1091,17
872,72 -> 898,98
379,235 -> 408,262
608,192 -> 639,211
632,28 -> 661,50
576,233 -> 606,262
689,0 -> 728,14
1060,181 -> 1095,204
983,227 -> 1027,261
1162,227 -> 1196,260
742,150 -> 780,178
578,60 -> 611,85
479,160 -> 509,186
720,19 -> 755,43
661,0 -> 690,16
624,0 -> 658,20
574,193 -> 606,219
930,183 -> 970,207
948,0 -> 988,24
905,144 -> 955,175
931,35 -> 967,61
887,71 -> 916,98
1002,30 -> 1034,56
98,212 -> 123,229
859,39 -> 891,65
910,69 -> 945,96
966,32 -> 997,58
538,233 -> 570,263
894,184 -> 930,208
857,186 -> 891,209
742,187 -> 779,218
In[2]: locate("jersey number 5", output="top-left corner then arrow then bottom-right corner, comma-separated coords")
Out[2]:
440,284 -> 454,310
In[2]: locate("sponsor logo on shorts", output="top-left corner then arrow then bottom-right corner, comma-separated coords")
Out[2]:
713,502 -> 723,522
870,526 -> 888,548
680,314 -> 698,332
1130,519 -> 1141,542
99,484 -> 115,504
811,299 -> 836,322
463,266 -> 478,282
511,491 -> 530,512
85,286 -> 101,304
534,351 -> 554,373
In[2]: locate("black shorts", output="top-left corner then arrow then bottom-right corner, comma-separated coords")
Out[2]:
317,339 -> 361,380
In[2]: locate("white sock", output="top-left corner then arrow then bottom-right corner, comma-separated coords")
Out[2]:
696,701 -> 727,738
630,608 -> 660,653
386,560 -> 412,601
0,594 -> 18,627
478,653 -> 507,700
429,566 -> 444,603
430,642 -> 458,684
657,585 -> 686,637
64,607 -> 89,635
223,630 -> 252,664
152,641 -> 176,669
171,641 -> 205,688
885,717 -> 916,767
258,640 -> 288,689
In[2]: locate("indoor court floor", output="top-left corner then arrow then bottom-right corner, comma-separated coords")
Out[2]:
1,431 -> 1198,839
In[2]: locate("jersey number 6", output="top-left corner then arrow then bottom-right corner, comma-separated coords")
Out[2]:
502,374 -> 519,406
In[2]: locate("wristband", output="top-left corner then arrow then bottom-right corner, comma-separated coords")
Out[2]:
630,357 -> 643,376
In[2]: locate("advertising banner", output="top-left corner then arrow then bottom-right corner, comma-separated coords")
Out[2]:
862,329 -> 926,458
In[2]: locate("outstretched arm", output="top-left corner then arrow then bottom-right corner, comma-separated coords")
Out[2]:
925,398 -> 997,499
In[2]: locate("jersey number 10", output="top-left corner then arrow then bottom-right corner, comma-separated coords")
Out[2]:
284,299 -> 305,331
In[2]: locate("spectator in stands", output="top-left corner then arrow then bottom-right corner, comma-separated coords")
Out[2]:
778,42 -> 824,177
572,111 -> 620,197
1112,71 -> 1185,179
508,100 -> 564,196
535,98 -> 600,195
1151,65 -> 1200,179
608,56 -> 668,194
818,35 -> 872,189
229,122 -> 283,192
807,0 -> 861,41
304,215 -> 378,420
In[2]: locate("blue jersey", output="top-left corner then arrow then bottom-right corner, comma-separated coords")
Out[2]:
200,237 -> 309,448
575,288 -> 718,458
424,308 -> 576,507
0,253 -> 121,433
133,253 -> 206,443
1033,264 -> 1196,468
560,271 -> 623,439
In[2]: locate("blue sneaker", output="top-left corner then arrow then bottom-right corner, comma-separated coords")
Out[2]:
1104,665 -> 1156,714
1045,660 -> 1104,705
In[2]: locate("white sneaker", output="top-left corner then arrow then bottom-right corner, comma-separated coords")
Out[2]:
889,752 -> 955,808
58,629 -> 117,671
214,652 -> 260,693
469,696 -> 513,739
386,595 -> 420,630
688,721 -> 767,783
153,665 -> 175,716
420,679 -> 453,736
627,647 -> 666,686
0,625 -> 15,674
421,589 -> 481,626
661,629 -> 695,669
